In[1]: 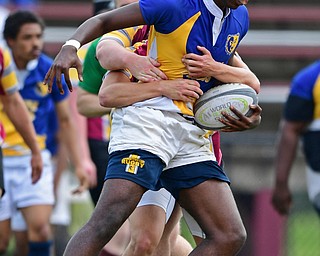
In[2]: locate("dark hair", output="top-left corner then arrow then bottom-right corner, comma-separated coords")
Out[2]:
3,10 -> 45,40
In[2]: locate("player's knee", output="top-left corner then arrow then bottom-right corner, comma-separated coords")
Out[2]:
131,232 -> 158,255
30,222 -> 51,241
225,226 -> 246,249
230,225 -> 247,250
209,224 -> 247,253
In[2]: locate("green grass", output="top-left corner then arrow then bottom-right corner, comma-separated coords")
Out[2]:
8,192 -> 320,255
287,210 -> 320,256
68,201 -> 94,235
180,216 -> 196,248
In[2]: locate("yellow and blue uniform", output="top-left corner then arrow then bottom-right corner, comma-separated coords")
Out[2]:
0,47 -> 20,197
139,0 -> 249,116
0,53 -> 68,225
284,60 -> 320,171
0,48 -> 20,145
0,54 -> 69,156
0,48 -> 19,96
100,2 -> 242,198
100,25 -> 149,51
284,60 -> 320,214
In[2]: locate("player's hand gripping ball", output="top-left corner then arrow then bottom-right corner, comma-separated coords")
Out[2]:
194,83 -> 258,130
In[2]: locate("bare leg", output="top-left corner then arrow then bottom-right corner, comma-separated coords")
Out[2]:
100,219 -> 130,255
171,234 -> 193,256
63,179 -> 146,256
178,180 -> 246,256
0,219 -> 11,254
123,205 -> 166,256
21,205 -> 52,242
13,230 -> 28,256
153,204 -> 191,256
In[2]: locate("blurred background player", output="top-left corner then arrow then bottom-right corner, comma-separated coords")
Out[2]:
12,87 -> 96,256
0,46 -> 42,200
0,10 -> 93,256
0,45 -> 43,255
272,60 -> 320,217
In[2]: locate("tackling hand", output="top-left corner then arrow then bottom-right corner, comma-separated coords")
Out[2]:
44,45 -> 82,94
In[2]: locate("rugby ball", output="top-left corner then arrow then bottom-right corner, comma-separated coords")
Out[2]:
194,83 -> 258,130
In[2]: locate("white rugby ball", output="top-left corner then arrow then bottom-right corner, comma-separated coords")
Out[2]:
194,83 -> 258,130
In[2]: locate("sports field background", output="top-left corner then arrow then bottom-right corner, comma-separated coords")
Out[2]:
4,0 -> 320,254
7,178 -> 320,256
69,191 -> 320,256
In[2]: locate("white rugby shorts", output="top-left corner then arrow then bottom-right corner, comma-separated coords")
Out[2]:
306,165 -> 320,202
0,150 -> 54,221
109,106 -> 215,170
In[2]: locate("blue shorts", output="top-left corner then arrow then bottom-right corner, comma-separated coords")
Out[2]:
105,149 -> 165,190
106,149 -> 230,199
161,161 -> 230,199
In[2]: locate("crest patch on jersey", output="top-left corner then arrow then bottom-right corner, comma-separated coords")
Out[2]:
225,33 -> 240,55
121,154 -> 145,174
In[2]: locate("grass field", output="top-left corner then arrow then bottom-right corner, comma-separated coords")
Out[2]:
7,191 -> 320,255
286,192 -> 320,256
287,210 -> 320,256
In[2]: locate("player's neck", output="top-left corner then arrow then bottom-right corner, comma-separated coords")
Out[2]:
214,0 -> 227,11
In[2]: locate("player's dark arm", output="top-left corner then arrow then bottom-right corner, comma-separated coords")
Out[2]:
271,120 -> 308,215
44,2 -> 145,93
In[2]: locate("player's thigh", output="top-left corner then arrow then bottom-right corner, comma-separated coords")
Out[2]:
92,179 -> 146,229
129,204 -> 166,243
178,179 -> 244,237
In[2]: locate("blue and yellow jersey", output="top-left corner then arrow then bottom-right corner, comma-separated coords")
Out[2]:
0,47 -> 19,95
138,0 -> 249,116
100,25 -> 149,49
103,1 -> 249,116
0,47 -> 20,145
284,60 -> 320,170
0,53 -> 69,156
284,60 -> 320,128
